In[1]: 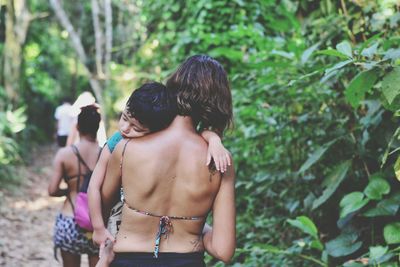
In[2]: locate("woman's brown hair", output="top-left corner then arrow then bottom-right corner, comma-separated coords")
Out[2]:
166,55 -> 233,136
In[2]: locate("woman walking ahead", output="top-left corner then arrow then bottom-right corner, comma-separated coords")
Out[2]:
49,105 -> 101,267
101,55 -> 236,266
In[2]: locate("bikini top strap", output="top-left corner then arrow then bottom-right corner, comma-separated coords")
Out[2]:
71,145 -> 92,172
122,198 -> 204,220
119,139 -> 131,175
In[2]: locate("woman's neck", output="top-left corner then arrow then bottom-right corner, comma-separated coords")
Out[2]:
169,115 -> 196,133
79,134 -> 97,143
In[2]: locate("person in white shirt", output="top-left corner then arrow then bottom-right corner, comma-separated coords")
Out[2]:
54,97 -> 74,147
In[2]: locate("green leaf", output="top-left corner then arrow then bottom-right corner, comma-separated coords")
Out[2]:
383,48 -> 400,61
209,47 -> 243,61
286,216 -> 318,239
316,49 -> 350,59
394,156 -> 400,181
381,67 -> 400,105
339,192 -> 369,218
301,43 -> 320,64
344,69 -> 379,108
369,246 -> 388,261
384,223 -> 400,244
364,177 -> 390,200
312,161 -> 352,210
363,198 -> 400,217
310,240 -> 324,251
298,139 -> 337,173
336,41 -> 353,58
361,42 -> 379,59
324,59 -> 353,74
364,192 -> 400,217
326,232 -> 362,257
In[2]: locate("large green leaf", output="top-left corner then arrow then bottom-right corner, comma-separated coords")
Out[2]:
286,216 -> 318,239
363,198 -> 400,217
298,139 -> 337,173
326,232 -> 362,257
364,177 -> 391,200
369,246 -> 388,262
364,192 -> 400,217
312,161 -> 352,210
384,223 -> 400,244
381,67 -> 400,105
344,69 -> 379,108
339,192 -> 369,218
316,49 -> 350,59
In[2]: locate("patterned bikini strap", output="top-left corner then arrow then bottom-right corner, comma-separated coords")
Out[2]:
122,199 -> 205,259
122,199 -> 203,220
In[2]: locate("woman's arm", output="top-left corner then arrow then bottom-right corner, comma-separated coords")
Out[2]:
203,160 -> 236,263
101,141 -> 125,222
48,149 -> 66,197
200,130 -> 231,173
88,147 -> 115,245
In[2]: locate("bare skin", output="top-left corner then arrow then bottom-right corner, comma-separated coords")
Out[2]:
89,111 -> 231,256
49,135 -> 101,267
101,116 -> 236,263
89,110 -> 149,252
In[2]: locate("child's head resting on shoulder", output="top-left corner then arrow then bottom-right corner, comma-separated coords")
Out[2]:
119,81 -> 177,138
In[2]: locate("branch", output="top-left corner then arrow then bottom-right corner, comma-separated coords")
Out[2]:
91,0 -> 104,77
104,0 -> 112,78
49,0 -> 87,63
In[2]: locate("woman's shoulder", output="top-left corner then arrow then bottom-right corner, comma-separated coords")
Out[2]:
54,145 -> 74,162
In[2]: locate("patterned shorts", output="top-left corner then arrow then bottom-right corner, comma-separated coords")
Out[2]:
53,213 -> 99,256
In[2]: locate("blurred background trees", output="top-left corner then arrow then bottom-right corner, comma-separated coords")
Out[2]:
1,0 -> 400,266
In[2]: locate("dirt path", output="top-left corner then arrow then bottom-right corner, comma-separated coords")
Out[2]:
0,144 -> 90,266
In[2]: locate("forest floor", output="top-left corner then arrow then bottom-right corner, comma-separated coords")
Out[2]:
0,144 -> 90,266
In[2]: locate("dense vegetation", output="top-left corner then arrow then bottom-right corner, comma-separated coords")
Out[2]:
1,0 -> 400,266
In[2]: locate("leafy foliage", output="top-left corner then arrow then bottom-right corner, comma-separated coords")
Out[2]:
2,0 -> 400,266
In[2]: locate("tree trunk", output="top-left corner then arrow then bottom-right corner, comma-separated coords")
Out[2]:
91,0 -> 104,78
3,0 -> 30,104
49,0 -> 107,124
104,0 -> 112,79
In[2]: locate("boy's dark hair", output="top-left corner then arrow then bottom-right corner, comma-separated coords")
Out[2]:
126,82 -> 177,132
166,55 -> 233,136
77,105 -> 101,137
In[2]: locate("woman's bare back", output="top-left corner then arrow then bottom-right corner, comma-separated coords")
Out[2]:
58,141 -> 100,215
109,122 -> 222,253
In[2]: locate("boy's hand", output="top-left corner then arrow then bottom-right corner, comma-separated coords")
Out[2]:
93,227 -> 115,247
206,137 -> 231,173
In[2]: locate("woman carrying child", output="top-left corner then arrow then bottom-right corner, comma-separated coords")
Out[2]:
88,80 -> 231,266
100,55 -> 235,266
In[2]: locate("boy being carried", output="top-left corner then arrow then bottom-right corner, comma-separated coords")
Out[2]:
88,82 -> 230,266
